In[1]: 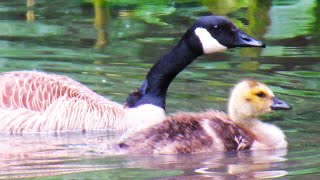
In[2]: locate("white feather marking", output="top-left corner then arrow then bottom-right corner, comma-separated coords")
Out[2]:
125,104 -> 166,131
194,27 -> 227,54
200,119 -> 225,151
119,104 -> 166,141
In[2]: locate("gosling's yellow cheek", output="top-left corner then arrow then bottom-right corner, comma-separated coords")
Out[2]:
261,99 -> 273,113
247,96 -> 273,115
255,101 -> 269,113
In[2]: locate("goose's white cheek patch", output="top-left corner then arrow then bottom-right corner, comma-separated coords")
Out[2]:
195,27 -> 227,54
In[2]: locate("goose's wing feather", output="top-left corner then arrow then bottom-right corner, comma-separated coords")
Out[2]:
0,71 -> 119,111
0,71 -> 125,133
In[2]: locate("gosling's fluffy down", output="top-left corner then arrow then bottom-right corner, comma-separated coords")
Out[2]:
118,110 -> 254,154
118,79 -> 291,154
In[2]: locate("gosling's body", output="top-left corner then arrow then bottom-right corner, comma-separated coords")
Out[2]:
119,110 -> 253,154
119,80 -> 291,153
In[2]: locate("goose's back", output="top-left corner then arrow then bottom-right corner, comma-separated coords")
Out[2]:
0,71 -> 120,111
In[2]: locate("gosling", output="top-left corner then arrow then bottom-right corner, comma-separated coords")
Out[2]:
118,79 -> 292,154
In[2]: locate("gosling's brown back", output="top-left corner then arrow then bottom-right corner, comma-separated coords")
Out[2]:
118,110 -> 254,154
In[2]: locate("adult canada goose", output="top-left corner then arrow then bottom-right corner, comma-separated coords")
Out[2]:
118,79 -> 292,154
0,16 -> 265,133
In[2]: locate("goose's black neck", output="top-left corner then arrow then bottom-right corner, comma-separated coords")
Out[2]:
125,38 -> 202,109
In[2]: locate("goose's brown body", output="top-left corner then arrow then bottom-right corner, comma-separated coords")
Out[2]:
0,71 -> 126,133
119,110 -> 254,154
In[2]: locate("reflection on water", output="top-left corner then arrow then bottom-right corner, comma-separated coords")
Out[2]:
26,0 -> 35,22
0,0 -> 319,179
93,0 -> 109,49
0,132 -> 289,179
0,132 -> 118,179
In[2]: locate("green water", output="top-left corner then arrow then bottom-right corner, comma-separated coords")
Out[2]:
0,0 -> 319,179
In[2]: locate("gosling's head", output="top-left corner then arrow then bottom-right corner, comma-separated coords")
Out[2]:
228,79 -> 292,124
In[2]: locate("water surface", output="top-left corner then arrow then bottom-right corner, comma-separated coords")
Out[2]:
0,0 -> 319,179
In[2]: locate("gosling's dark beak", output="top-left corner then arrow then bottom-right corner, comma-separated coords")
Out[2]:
270,97 -> 292,110
232,30 -> 266,48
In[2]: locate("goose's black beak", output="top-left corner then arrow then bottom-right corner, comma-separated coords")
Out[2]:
233,30 -> 266,48
270,97 -> 292,110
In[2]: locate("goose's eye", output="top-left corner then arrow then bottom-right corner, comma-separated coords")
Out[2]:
256,92 -> 266,98
211,25 -> 222,32
216,25 -> 222,31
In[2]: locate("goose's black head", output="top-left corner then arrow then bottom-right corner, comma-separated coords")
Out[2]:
183,15 -> 266,54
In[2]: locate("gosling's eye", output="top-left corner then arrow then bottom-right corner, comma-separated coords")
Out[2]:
256,92 -> 266,98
